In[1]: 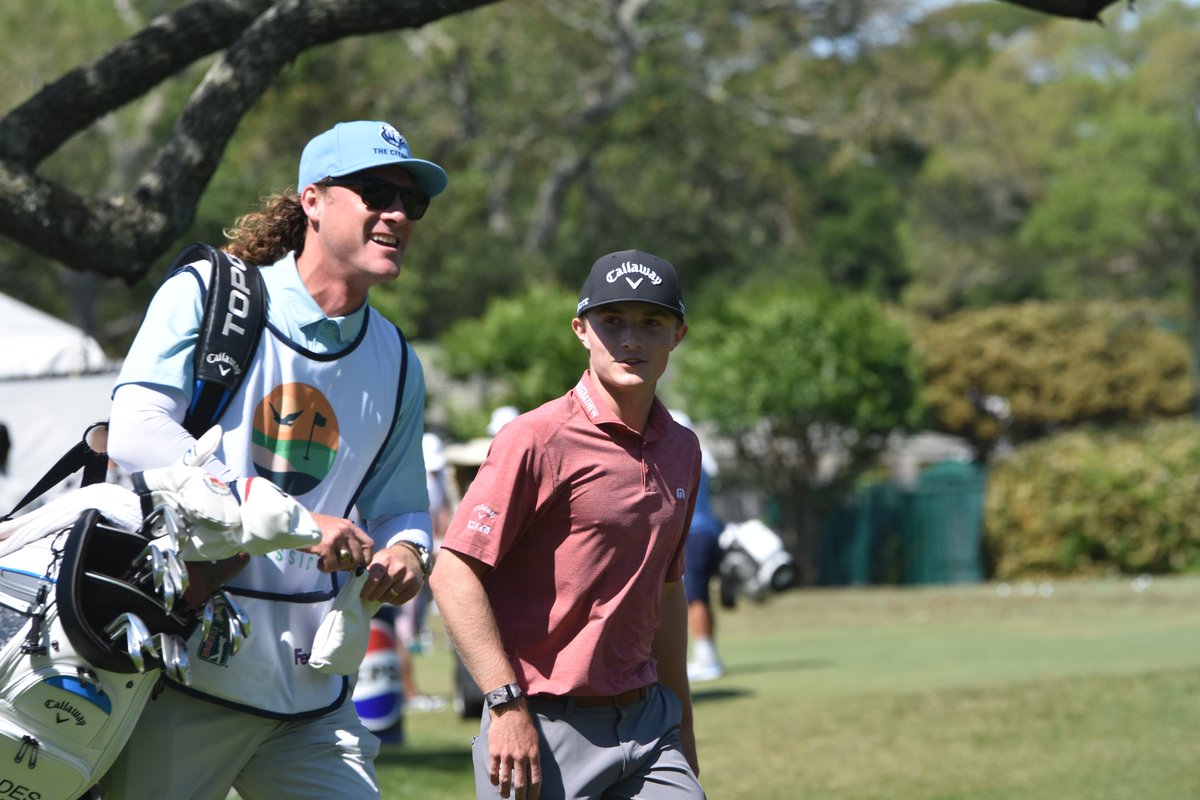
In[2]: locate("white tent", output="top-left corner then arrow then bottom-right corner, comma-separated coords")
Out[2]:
0,293 -> 119,512
0,292 -> 111,379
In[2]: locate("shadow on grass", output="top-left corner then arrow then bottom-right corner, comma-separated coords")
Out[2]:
692,687 -> 753,703
375,746 -> 473,774
727,657 -> 832,677
691,657 -> 834,704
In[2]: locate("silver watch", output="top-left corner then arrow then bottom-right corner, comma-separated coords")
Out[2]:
398,541 -> 432,576
485,682 -> 524,709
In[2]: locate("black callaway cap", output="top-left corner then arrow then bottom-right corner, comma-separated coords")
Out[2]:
576,250 -> 685,320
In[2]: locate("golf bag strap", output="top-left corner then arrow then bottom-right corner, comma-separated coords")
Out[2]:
174,242 -> 266,439
0,421 -> 109,522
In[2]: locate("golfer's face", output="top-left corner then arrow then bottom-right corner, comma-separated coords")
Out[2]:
575,302 -> 686,392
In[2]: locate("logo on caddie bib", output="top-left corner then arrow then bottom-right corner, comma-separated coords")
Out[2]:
252,383 -> 340,495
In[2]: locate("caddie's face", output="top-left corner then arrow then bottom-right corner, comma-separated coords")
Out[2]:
572,301 -> 686,396
301,164 -> 418,295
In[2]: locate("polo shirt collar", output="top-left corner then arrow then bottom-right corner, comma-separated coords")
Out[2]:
273,251 -> 367,344
572,370 -> 671,443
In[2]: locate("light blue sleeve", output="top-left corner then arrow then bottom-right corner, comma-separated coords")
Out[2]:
113,267 -> 206,397
356,343 -> 432,540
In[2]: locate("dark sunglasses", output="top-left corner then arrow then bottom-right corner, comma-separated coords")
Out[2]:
319,177 -> 431,220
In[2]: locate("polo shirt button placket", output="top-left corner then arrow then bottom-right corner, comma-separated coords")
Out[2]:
641,442 -> 650,492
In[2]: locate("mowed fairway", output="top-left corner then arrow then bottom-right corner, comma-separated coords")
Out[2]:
376,577 -> 1200,799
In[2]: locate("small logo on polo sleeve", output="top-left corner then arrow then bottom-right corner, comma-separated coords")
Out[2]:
467,503 -> 498,535
676,488 -> 686,499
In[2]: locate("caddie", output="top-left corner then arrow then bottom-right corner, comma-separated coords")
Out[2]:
100,120 -> 446,800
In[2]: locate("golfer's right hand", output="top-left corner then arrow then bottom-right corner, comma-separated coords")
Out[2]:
488,701 -> 541,800
304,512 -> 374,572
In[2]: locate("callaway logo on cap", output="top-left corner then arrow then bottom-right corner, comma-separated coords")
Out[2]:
577,249 -> 685,319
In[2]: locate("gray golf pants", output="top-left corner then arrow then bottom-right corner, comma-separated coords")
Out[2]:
472,682 -> 706,800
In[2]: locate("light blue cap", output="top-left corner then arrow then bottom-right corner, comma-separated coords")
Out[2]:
297,121 -> 448,197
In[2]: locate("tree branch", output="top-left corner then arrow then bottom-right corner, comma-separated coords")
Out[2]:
994,0 -> 1126,22
0,0 -> 502,281
0,0 -> 274,168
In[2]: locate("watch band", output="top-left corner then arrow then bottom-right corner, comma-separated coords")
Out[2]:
396,540 -> 432,576
484,682 -> 524,709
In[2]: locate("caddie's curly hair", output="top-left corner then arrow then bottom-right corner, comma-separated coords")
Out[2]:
223,190 -> 310,265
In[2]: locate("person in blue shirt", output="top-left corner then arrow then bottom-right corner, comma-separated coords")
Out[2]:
101,121 -> 445,800
671,411 -> 726,682
684,464 -> 726,681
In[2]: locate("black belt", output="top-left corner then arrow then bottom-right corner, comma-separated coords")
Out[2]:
531,685 -> 649,708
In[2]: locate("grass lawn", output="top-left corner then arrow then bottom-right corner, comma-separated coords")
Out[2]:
377,576 -> 1200,799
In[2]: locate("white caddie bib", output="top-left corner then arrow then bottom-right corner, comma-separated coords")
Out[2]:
175,304 -> 407,718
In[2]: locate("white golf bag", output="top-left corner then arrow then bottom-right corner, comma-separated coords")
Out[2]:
0,505 -> 199,799
0,436 -> 319,800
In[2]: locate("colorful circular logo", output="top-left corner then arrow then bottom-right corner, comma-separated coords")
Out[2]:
252,383 -> 339,495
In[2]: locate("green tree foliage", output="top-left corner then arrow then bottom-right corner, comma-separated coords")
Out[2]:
985,418 -> 1200,578
0,0 -> 188,340
391,0 -> 853,332
904,2 -> 1200,314
907,301 -> 1194,458
673,279 -> 924,581
808,165 -> 909,300
0,0 -> 982,350
436,282 -> 584,434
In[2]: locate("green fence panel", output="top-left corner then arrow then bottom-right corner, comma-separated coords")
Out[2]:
819,482 -> 905,586
902,461 -> 986,585
819,461 -> 985,586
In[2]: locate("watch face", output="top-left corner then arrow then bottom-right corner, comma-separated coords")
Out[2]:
487,683 -> 521,707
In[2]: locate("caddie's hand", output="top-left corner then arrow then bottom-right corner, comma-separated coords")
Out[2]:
304,513 -> 373,572
359,543 -> 425,605
488,700 -> 541,800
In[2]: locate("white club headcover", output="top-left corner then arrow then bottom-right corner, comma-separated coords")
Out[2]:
309,570 -> 382,675
138,424 -> 241,559
231,477 -> 322,556
135,466 -> 241,558
188,425 -> 320,555
183,424 -> 224,467
137,425 -> 321,560
0,483 -> 143,558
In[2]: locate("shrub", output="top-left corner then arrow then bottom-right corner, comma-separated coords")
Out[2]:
906,301 -> 1193,458
985,418 -> 1200,578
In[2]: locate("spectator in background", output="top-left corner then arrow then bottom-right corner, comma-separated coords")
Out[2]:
670,411 -> 726,683
683,468 -> 725,682
487,405 -> 519,437
396,431 -> 453,711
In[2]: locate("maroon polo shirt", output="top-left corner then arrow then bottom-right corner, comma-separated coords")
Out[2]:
440,370 -> 701,697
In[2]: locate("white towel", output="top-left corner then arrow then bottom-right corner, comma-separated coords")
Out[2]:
308,569 -> 382,675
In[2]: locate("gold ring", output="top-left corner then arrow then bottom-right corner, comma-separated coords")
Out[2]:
388,588 -> 402,598
337,549 -> 352,562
